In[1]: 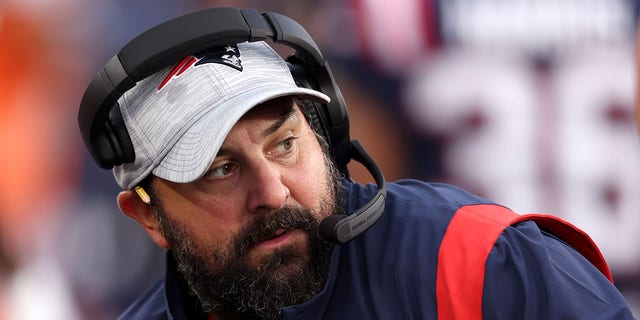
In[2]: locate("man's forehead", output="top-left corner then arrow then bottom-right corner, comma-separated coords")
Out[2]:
240,96 -> 297,119
215,98 -> 301,158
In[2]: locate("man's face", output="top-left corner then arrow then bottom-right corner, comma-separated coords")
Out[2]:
150,97 -> 344,319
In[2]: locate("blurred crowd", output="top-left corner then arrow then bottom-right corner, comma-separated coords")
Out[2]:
1,0 -> 639,318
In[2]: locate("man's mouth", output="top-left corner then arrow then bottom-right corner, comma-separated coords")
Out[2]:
255,229 -> 302,250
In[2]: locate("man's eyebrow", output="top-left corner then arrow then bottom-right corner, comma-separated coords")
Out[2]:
261,105 -> 297,138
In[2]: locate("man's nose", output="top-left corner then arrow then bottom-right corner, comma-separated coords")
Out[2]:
246,161 -> 290,213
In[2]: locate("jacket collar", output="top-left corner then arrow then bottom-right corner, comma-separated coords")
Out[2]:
164,252 -> 209,320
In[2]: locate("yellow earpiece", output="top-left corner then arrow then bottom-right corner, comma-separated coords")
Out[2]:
134,186 -> 151,204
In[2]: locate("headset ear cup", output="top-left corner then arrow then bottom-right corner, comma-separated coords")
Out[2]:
104,104 -> 135,166
298,99 -> 328,138
286,56 -> 352,175
286,60 -> 332,145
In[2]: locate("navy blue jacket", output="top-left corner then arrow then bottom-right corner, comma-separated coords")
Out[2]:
118,179 -> 635,319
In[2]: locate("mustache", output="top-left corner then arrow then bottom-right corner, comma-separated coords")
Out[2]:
234,206 -> 320,250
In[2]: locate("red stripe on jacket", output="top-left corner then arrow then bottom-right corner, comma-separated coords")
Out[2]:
436,204 -> 612,319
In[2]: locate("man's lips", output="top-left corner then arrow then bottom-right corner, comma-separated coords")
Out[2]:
255,229 -> 302,250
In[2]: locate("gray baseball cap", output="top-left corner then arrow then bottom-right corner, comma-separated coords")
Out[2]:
113,41 -> 330,189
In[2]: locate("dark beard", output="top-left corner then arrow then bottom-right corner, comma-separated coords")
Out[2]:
168,207 -> 334,320
155,155 -> 345,320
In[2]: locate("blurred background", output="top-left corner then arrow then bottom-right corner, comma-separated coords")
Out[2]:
1,0 -> 639,318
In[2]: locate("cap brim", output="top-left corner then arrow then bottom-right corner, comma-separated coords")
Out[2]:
152,85 -> 330,183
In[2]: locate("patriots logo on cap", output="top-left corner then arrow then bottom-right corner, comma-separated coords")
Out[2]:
195,44 -> 242,71
158,44 -> 243,90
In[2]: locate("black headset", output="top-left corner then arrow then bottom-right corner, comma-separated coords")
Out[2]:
77,7 -> 386,245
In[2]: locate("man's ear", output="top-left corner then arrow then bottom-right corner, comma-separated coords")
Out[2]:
117,190 -> 170,249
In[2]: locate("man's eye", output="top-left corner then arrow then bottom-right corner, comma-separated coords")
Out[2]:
206,163 -> 235,178
275,137 -> 298,153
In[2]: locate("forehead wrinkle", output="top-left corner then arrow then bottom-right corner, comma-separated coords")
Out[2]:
260,103 -> 297,139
